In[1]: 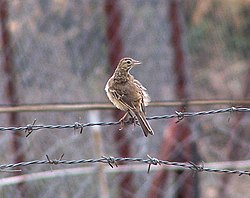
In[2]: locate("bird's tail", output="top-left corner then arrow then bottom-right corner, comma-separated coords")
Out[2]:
134,110 -> 154,137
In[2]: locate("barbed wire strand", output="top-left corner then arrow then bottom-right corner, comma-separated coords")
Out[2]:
0,107 -> 249,134
2,160 -> 250,187
0,155 -> 249,176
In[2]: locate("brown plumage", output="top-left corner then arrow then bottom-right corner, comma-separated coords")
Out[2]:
105,57 -> 154,137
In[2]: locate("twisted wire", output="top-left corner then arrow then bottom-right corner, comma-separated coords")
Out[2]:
0,107 -> 249,133
0,155 -> 249,176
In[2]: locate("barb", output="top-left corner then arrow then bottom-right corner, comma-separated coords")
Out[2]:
188,161 -> 204,173
175,111 -> 185,123
46,154 -> 64,165
73,122 -> 84,134
0,156 -> 249,176
147,154 -> 162,174
25,119 -> 37,137
0,107 -> 249,133
101,156 -> 118,168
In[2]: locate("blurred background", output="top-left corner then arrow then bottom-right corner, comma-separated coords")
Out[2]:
0,0 -> 250,197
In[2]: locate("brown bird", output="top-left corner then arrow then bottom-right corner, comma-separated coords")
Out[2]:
105,57 -> 154,137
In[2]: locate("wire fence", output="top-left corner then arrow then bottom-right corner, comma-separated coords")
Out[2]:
0,106 -> 249,177
1,155 -> 250,176
0,107 -> 249,135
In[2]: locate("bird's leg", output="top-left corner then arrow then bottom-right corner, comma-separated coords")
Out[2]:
118,112 -> 129,131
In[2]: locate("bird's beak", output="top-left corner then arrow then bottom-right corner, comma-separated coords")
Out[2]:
133,60 -> 142,65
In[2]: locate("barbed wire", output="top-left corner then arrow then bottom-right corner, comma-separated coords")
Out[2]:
0,155 -> 249,176
0,107 -> 249,135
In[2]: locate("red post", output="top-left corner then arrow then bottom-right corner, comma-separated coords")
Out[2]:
219,62 -> 250,197
104,1 -> 134,197
148,1 -> 199,197
0,1 -> 26,197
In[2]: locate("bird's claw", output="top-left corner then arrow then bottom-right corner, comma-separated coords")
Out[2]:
118,113 -> 139,131
118,112 -> 128,131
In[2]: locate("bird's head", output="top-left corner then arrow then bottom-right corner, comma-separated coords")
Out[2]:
117,57 -> 141,72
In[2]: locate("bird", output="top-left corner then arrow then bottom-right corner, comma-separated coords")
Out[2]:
105,57 -> 154,137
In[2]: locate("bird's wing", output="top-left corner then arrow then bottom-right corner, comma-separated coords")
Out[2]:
134,80 -> 149,113
134,79 -> 150,102
111,88 -> 146,114
140,97 -> 146,114
133,79 -> 146,90
109,88 -> 136,111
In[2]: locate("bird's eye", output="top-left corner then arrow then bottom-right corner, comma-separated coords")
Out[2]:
126,60 -> 132,64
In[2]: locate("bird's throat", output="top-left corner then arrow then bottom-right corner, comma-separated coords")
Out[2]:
114,69 -> 130,83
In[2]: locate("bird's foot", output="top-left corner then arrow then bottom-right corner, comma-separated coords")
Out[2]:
118,112 -> 128,131
118,112 -> 140,131
127,116 -> 139,131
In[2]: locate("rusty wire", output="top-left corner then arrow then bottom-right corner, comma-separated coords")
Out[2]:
1,100 -> 250,113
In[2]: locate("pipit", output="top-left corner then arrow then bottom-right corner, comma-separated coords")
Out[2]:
105,57 -> 154,137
